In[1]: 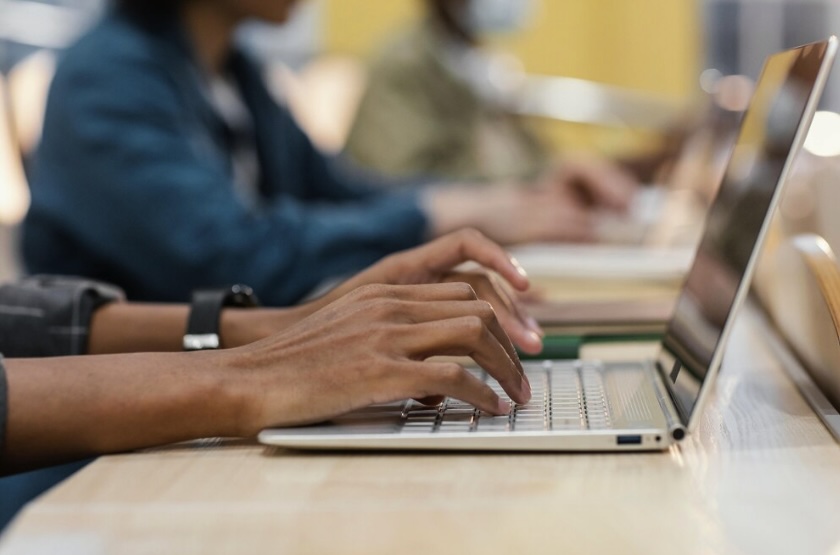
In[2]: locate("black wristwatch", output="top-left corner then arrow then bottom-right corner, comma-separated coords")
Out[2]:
183,284 -> 260,351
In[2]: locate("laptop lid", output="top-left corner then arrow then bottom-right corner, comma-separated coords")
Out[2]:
655,37 -> 838,431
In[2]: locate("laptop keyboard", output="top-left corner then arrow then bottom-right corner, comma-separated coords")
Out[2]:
399,360 -> 614,434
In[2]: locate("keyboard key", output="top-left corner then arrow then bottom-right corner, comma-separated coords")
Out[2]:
395,361 -> 616,435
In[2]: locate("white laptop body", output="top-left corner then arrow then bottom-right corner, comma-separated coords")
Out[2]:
260,38 -> 837,452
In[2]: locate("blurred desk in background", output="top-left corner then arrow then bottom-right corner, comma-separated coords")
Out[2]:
512,243 -> 690,304
513,243 -> 686,342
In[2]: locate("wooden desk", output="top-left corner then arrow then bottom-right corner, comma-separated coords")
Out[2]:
2,306 -> 840,555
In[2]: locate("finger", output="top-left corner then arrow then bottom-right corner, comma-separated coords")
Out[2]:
486,271 -> 543,337
353,282 -> 479,303
567,161 -> 638,211
410,229 -> 530,292
539,206 -> 596,243
353,282 -> 539,360
392,299 -> 526,376
405,361 -> 511,415
398,316 -> 531,404
556,218 -> 597,243
448,272 -> 543,355
481,273 -> 544,354
414,394 -> 445,406
515,283 -> 547,304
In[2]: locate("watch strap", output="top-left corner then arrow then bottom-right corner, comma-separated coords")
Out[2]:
184,285 -> 259,351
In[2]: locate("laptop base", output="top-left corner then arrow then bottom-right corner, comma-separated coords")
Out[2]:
259,360 -> 681,452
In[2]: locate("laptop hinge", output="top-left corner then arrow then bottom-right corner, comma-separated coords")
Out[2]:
651,361 -> 687,441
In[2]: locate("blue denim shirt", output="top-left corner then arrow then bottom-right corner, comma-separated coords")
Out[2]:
24,10 -> 429,305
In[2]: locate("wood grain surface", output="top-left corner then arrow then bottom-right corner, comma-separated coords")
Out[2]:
1,305 -> 839,555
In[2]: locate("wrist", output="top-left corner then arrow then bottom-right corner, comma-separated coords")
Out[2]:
421,185 -> 514,240
174,350 -> 256,437
219,305 -> 312,348
184,285 -> 260,351
421,185 -> 479,237
207,347 -> 273,437
220,308 -> 277,348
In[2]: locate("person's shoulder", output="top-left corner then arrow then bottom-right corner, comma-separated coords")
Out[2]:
55,13 -> 168,83
46,13 -> 187,120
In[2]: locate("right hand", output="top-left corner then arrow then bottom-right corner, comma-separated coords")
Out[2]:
425,156 -> 639,246
223,282 -> 532,435
224,230 -> 544,354
479,187 -> 598,245
425,185 -> 597,245
316,228 -> 544,353
539,155 -> 639,214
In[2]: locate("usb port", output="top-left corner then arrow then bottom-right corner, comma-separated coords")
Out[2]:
617,435 -> 642,445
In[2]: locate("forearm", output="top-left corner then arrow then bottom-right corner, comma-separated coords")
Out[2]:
420,184 -> 515,240
421,185 -> 483,239
1,352 -> 246,474
87,302 -> 310,354
87,303 -> 189,354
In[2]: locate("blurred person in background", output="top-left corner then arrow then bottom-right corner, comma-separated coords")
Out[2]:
346,0 -> 547,182
345,0 -> 668,185
23,0 -> 637,306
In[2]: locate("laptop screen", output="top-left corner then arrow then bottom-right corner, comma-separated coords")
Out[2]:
657,39 -> 834,425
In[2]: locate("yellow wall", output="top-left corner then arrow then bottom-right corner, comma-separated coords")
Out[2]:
496,0 -> 701,99
323,0 -> 420,58
324,0 -> 700,96
323,0 -> 702,152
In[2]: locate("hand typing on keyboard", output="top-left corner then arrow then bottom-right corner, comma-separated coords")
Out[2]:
227,282 -> 533,433
292,229 -> 545,355
399,361 -> 613,433
220,231 -> 540,435
0,230 -> 541,472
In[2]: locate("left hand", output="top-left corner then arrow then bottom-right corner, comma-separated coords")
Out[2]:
309,229 -> 544,354
540,155 -> 640,213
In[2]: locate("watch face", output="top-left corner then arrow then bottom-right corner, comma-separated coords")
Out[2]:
228,284 -> 259,308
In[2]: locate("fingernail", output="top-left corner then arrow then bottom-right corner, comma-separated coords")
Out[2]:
520,375 -> 532,402
510,257 -> 528,278
497,399 -> 512,415
527,330 -> 542,346
526,317 -> 544,337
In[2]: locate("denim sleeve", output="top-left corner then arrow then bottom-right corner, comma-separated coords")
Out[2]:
26,37 -> 429,306
0,276 -> 125,358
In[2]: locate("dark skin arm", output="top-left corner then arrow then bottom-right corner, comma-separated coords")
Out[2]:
3,283 -> 530,474
88,229 -> 546,356
2,230 -> 539,474
86,303 -> 306,354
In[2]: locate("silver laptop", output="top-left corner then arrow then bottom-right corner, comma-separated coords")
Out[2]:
260,38 -> 837,452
